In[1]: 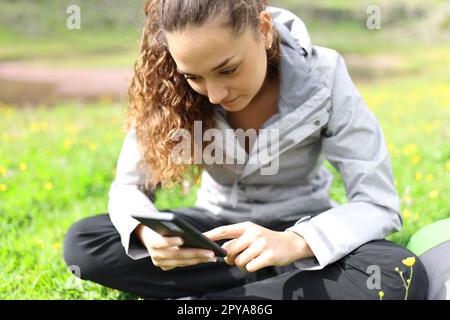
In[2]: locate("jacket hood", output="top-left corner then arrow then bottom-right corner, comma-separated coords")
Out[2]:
268,6 -> 313,58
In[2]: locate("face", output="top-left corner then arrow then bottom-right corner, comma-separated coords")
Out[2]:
165,12 -> 273,112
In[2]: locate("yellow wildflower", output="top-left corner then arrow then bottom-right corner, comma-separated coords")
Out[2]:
415,172 -> 422,181
426,174 -> 433,182
424,123 -> 434,134
446,162 -> 450,172
411,155 -> 421,165
44,182 -> 53,190
52,242 -> 61,250
30,122 -> 49,132
0,184 -> 7,192
402,257 -> 416,267
402,209 -> 411,220
30,122 -> 40,133
65,123 -> 79,135
403,144 -> 417,156
89,142 -> 97,151
429,190 -> 439,199
0,166 -> 6,176
19,162 -> 27,171
64,140 -> 73,149
387,143 -> 395,152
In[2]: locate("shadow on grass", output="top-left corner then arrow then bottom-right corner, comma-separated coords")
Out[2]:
117,291 -> 141,300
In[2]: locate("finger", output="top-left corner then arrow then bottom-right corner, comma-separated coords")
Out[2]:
222,239 -> 237,265
149,236 -> 184,250
161,266 -> 176,271
244,250 -> 274,273
234,240 -> 265,269
224,235 -> 253,263
156,257 -> 217,269
222,239 -> 237,252
152,247 -> 216,260
203,222 -> 250,241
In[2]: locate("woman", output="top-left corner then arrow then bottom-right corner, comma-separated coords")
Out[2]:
63,0 -> 428,300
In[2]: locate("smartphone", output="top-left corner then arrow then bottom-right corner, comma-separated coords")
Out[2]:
131,211 -> 227,257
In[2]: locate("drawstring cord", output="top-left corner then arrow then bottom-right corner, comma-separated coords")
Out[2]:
230,178 -> 238,209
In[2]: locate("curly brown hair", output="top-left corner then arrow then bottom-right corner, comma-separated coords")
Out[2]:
126,0 -> 281,193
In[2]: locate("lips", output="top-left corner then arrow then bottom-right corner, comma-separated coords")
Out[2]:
223,96 -> 239,104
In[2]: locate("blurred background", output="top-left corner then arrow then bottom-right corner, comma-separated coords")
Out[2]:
0,0 -> 448,299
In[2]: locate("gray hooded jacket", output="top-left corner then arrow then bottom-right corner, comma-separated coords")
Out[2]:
108,6 -> 402,271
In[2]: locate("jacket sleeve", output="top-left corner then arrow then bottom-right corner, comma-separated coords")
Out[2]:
286,53 -> 402,270
108,128 -> 158,260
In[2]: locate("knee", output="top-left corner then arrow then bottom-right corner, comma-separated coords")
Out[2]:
63,216 -> 107,281
402,255 -> 429,300
378,244 -> 429,300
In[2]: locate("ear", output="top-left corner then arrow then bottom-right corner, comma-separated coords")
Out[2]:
259,10 -> 274,49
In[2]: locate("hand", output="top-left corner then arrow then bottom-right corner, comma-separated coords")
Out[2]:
134,224 -> 217,271
203,222 -> 314,272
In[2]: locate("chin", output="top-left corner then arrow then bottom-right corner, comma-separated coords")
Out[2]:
222,104 -> 244,112
221,96 -> 249,112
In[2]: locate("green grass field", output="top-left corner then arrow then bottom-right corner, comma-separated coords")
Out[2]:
0,0 -> 449,300
1,46 -> 448,299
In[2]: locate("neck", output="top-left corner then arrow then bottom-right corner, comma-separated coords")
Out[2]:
226,72 -> 280,131
251,72 -> 279,107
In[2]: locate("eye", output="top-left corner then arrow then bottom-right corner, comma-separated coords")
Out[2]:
221,67 -> 238,75
182,66 -> 238,81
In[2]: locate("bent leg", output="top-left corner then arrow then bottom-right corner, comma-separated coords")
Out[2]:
62,212 -> 251,299
199,240 -> 429,300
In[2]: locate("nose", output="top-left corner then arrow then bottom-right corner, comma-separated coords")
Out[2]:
207,82 -> 228,105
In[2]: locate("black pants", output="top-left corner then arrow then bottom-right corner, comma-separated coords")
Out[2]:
63,209 -> 428,300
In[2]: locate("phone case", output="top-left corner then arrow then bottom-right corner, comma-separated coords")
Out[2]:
131,212 -> 227,257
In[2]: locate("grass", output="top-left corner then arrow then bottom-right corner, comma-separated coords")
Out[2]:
0,27 -> 140,68
0,0 -> 144,67
1,0 -> 447,67
0,101 -> 202,299
1,46 -> 449,299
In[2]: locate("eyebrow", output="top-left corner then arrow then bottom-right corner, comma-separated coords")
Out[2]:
177,54 -> 237,76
